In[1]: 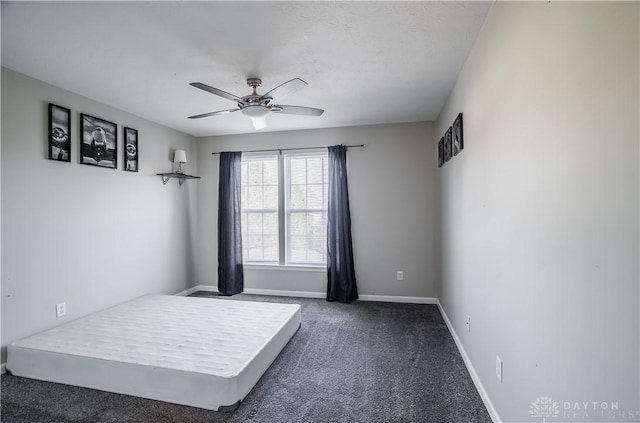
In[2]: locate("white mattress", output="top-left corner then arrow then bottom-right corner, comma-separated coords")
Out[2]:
7,294 -> 301,411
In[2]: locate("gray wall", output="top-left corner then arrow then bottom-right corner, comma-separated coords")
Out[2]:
436,2 -> 639,421
196,122 -> 440,298
1,68 -> 198,362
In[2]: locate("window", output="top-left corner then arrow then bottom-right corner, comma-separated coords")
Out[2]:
240,151 -> 328,267
286,154 -> 328,265
240,156 -> 279,263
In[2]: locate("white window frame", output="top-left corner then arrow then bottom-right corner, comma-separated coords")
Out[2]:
240,153 -> 280,264
241,149 -> 328,269
284,151 -> 328,267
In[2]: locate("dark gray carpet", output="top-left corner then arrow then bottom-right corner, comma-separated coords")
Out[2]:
2,293 -> 491,422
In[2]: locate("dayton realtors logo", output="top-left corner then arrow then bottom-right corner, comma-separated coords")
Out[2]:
530,396 -> 560,422
563,400 -> 638,420
530,396 -> 638,421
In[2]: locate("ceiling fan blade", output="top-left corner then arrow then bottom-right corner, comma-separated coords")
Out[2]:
273,105 -> 324,116
190,82 -> 244,103
252,117 -> 267,130
188,108 -> 240,119
260,78 -> 308,103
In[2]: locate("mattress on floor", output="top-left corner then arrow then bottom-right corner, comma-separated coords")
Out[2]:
6,294 -> 301,411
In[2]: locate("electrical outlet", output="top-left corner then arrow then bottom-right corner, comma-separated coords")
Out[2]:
56,302 -> 66,318
465,316 -> 471,332
496,356 -> 503,383
396,271 -> 404,281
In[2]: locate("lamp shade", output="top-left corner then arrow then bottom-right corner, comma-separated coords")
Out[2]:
173,150 -> 187,164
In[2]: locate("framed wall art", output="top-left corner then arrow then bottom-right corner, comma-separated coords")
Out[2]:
48,103 -> 71,162
124,127 -> 139,172
453,113 -> 463,156
80,114 -> 117,169
444,126 -> 452,162
438,136 -> 444,168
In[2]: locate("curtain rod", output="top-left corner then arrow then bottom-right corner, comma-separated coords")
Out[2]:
211,144 -> 365,155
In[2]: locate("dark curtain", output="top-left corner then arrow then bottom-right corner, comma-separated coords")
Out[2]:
326,145 -> 358,303
218,151 -> 243,295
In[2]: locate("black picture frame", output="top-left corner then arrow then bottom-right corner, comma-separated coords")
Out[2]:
124,127 -> 139,172
80,114 -> 117,169
453,113 -> 463,156
438,136 -> 444,168
444,126 -> 452,162
48,103 -> 71,162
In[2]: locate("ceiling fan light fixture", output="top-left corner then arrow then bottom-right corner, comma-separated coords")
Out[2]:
251,117 -> 267,130
241,105 -> 270,119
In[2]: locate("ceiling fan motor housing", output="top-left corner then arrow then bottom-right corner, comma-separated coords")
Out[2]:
247,78 -> 262,89
241,78 -> 273,116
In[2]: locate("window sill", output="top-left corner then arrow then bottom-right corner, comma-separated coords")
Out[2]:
243,264 -> 326,273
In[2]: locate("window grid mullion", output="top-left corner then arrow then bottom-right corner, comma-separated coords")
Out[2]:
260,165 -> 265,261
278,154 -> 286,265
260,212 -> 264,260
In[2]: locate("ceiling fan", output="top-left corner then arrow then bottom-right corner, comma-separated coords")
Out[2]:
188,77 -> 324,130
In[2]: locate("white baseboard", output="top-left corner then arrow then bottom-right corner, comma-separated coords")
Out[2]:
1,363 -> 6,375
175,285 -> 217,296
178,285 -> 324,299
178,285 -> 437,304
437,301 -> 501,423
243,288 -> 325,298
358,295 -> 438,304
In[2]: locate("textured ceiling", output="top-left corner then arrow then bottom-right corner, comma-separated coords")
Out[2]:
1,2 -> 492,137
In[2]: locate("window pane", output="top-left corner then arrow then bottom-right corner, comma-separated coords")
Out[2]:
287,234 -> 327,265
323,158 -> 328,184
263,212 -> 278,235
240,156 -> 278,264
246,186 -> 263,209
290,212 -> 306,236
241,213 -> 248,237
307,158 -> 323,184
243,235 -> 262,261
263,160 -> 278,185
290,159 -> 306,184
241,213 -> 279,262
285,154 -> 328,265
306,211 -> 326,237
248,161 -> 263,185
289,236 -> 306,263
306,237 -> 326,263
264,185 -> 278,209
262,235 -> 279,261
307,184 -> 323,209
290,184 -> 306,209
247,212 -> 263,235
241,185 -> 247,207
241,162 -> 248,186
